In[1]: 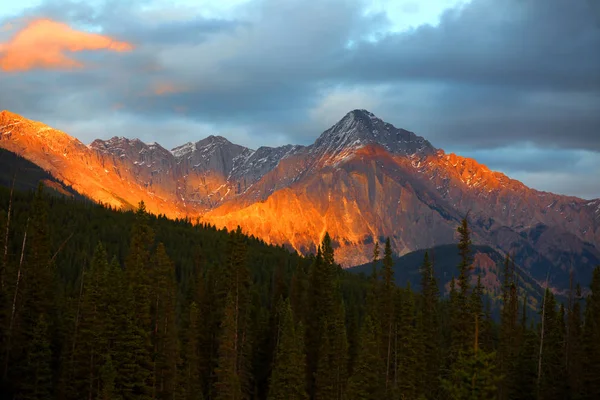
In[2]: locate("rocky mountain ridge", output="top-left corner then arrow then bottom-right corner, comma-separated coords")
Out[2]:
1,108 -> 598,291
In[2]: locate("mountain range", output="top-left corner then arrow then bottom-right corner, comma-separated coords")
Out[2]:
1,108 -> 598,292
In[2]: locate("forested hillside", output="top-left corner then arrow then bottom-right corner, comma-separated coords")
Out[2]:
0,183 -> 599,399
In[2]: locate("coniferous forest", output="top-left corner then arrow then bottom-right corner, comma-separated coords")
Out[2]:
0,183 -> 599,400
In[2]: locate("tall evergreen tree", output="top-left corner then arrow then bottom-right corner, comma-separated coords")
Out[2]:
538,290 -> 568,400
184,302 -> 203,400
267,300 -> 307,400
9,184 -> 55,395
122,202 -> 155,399
214,290 -> 243,400
347,316 -> 384,400
512,298 -> 537,400
380,238 -> 395,393
566,284 -> 583,398
453,216 -> 473,354
65,243 -> 108,400
152,243 -> 180,400
420,250 -> 440,396
499,255 -> 520,400
582,266 -> 600,399
20,313 -> 53,400
397,285 -> 419,399
443,312 -> 500,399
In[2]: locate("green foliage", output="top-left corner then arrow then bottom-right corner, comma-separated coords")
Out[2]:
267,300 -> 307,400
20,313 -> 53,400
347,316 -> 384,400
0,183 -> 596,400
442,347 -> 500,400
582,266 -> 600,399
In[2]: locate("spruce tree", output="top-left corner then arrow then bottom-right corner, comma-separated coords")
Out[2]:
380,238 -> 395,393
314,295 -> 348,400
499,255 -> 520,400
184,302 -> 203,400
10,184 -> 55,395
582,266 -> 600,399
454,216 -> 473,353
66,243 -> 108,399
512,299 -> 537,400
347,316 -> 384,400
100,354 -> 119,400
152,243 -> 180,400
538,290 -> 568,400
214,290 -> 243,400
566,284 -> 583,398
420,251 -> 440,393
267,299 -> 307,400
443,313 -> 500,399
20,313 -> 53,400
397,285 -> 419,399
122,202 -> 155,399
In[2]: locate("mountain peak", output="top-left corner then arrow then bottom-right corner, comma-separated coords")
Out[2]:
312,109 -> 435,159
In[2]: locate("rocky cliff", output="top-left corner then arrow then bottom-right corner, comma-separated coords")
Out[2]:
1,108 -> 598,290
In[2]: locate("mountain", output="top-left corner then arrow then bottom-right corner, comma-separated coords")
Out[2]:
1,108 -> 598,291
348,244 -> 548,314
0,148 -> 82,198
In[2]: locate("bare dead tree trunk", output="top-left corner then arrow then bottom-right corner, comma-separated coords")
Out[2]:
2,173 -> 16,290
537,270 -> 551,397
49,232 -> 74,266
3,217 -> 29,378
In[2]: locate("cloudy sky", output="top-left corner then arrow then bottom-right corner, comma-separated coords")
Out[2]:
0,0 -> 599,199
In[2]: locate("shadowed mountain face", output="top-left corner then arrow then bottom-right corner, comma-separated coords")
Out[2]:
1,109 -> 598,291
348,244 -> 550,316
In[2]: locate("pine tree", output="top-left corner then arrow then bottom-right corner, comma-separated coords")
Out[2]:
184,302 -> 203,400
566,284 -> 583,398
100,355 -> 119,400
443,313 -> 500,399
420,251 -> 440,396
20,313 -> 53,400
267,299 -> 307,400
214,290 -> 243,400
365,242 -> 381,328
538,290 -> 568,400
152,243 -> 180,400
347,316 -> 384,400
397,285 -> 419,399
454,216 -> 473,353
306,238 -> 334,397
122,202 -> 155,399
380,238 -> 395,393
66,243 -> 108,400
10,184 -> 55,395
512,299 -> 537,400
499,255 -> 520,400
314,294 -> 348,400
311,234 -> 348,400
582,266 -> 600,399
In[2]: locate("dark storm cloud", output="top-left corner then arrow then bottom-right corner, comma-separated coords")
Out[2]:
347,0 -> 600,92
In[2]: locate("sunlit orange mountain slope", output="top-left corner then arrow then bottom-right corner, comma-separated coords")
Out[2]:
1,109 -> 598,289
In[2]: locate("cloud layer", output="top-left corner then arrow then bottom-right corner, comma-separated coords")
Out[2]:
0,0 -> 598,198
0,18 -> 132,71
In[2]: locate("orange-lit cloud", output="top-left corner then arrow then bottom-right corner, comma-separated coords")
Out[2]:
0,19 -> 133,72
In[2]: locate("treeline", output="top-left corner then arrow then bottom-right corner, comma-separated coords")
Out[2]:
0,184 -> 599,399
